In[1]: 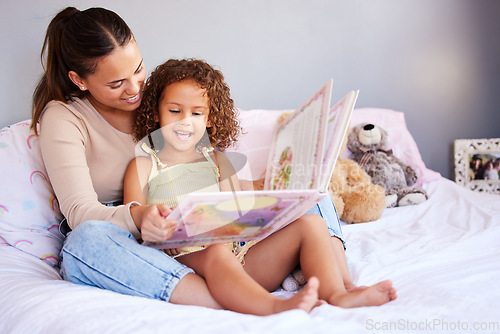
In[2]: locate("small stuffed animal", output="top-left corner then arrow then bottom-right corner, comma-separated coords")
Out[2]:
347,123 -> 428,208
328,154 -> 386,224
281,267 -> 307,291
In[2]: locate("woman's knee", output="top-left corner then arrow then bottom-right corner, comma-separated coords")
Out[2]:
63,220 -> 131,257
69,220 -> 129,242
72,220 -> 121,234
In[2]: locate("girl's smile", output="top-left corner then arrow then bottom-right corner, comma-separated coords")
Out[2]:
158,79 -> 210,163
174,130 -> 194,141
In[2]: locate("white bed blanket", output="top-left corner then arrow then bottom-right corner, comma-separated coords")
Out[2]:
1,177 -> 499,334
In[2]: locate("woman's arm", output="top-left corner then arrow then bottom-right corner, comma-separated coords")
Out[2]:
39,101 -> 141,237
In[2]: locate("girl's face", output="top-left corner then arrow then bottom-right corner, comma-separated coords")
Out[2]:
73,39 -> 146,114
158,79 -> 210,156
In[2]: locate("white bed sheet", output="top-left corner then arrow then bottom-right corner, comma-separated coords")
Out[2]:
1,177 -> 499,334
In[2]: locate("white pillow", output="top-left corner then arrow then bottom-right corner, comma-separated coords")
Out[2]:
0,120 -> 63,267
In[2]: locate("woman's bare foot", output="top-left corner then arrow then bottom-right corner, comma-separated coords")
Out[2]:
329,280 -> 397,308
273,277 -> 320,314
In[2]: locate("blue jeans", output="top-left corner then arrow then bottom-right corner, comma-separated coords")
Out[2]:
60,220 -> 194,301
59,196 -> 343,301
305,196 -> 344,247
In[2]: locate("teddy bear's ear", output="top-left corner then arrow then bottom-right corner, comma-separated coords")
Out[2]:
377,125 -> 390,149
347,126 -> 362,152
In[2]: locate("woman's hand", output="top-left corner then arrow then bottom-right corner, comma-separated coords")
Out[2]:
130,204 -> 177,242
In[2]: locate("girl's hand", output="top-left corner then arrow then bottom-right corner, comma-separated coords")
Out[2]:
253,178 -> 265,191
239,178 -> 265,191
163,248 -> 182,257
131,204 -> 177,242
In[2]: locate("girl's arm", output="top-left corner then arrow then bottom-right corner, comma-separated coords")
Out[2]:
216,151 -> 242,192
124,157 -> 177,242
240,179 -> 265,191
123,157 -> 150,206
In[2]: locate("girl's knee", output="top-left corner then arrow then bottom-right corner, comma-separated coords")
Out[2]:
203,244 -> 234,264
294,214 -> 330,233
179,244 -> 232,274
297,214 -> 326,225
204,243 -> 231,257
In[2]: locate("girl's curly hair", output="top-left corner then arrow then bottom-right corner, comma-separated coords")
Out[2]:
133,58 -> 241,151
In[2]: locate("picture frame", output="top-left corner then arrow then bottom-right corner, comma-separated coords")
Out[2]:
454,138 -> 500,194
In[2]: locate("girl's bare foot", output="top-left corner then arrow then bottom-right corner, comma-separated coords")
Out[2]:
274,277 -> 320,314
330,280 -> 397,308
345,282 -> 368,292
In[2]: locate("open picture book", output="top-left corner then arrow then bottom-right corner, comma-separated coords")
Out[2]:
143,79 -> 358,249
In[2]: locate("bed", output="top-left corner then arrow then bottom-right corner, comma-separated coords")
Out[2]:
1,108 -> 499,334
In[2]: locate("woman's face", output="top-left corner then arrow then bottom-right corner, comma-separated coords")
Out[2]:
158,79 -> 210,156
78,39 -> 146,113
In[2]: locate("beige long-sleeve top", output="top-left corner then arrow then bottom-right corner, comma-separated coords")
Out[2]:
39,97 -> 141,238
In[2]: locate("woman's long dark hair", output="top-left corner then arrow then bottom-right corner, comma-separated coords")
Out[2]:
31,7 -> 133,134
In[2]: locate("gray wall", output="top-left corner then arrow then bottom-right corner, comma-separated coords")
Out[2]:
1,0 -> 499,180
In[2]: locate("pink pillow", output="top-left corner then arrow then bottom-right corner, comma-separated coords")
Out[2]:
228,109 -> 292,180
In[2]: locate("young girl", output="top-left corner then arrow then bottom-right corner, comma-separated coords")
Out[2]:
124,58 -> 397,315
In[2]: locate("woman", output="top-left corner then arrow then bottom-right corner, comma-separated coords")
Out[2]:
31,6 -> 357,308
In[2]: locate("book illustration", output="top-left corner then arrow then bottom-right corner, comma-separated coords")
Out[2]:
272,146 -> 293,190
142,192 -> 310,249
184,195 -> 282,236
265,81 -> 333,191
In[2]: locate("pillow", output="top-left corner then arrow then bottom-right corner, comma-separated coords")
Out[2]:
228,109 -> 292,180
230,108 -> 440,186
345,108 -> 441,185
0,120 -> 63,267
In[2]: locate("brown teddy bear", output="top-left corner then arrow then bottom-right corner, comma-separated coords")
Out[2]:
347,123 -> 428,207
328,156 -> 386,224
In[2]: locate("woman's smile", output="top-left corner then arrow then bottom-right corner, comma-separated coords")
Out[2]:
122,92 -> 141,104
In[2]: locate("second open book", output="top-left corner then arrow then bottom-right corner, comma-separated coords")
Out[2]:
143,79 -> 358,249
